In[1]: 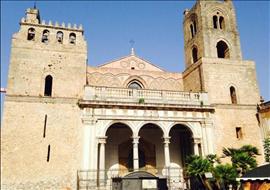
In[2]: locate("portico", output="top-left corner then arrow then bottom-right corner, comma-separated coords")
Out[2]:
78,86 -> 215,189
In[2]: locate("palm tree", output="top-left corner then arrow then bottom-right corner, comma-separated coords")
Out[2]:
186,155 -> 212,190
222,145 -> 259,175
213,164 -> 238,190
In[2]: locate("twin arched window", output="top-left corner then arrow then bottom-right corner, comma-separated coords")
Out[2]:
213,15 -> 225,30
44,75 -> 53,96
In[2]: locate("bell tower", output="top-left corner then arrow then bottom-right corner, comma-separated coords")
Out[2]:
183,0 -> 242,68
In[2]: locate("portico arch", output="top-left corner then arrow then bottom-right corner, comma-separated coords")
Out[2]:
104,122 -> 134,175
102,120 -> 135,137
137,123 -> 165,175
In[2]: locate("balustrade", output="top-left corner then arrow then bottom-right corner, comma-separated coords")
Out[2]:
84,86 -> 209,106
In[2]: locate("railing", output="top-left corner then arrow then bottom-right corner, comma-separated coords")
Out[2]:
77,167 -> 190,190
84,86 -> 209,106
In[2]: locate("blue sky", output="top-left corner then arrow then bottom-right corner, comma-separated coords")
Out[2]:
1,1 -> 269,114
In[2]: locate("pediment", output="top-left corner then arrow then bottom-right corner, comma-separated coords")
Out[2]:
98,55 -> 165,72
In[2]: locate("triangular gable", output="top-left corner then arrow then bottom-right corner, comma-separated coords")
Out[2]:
98,54 -> 165,72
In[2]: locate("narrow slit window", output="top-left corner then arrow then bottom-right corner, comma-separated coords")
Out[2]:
230,86 -> 237,104
44,75 -> 53,96
213,16 -> 218,29
190,24 -> 194,38
193,21 -> 197,34
236,127 -> 243,139
43,114 -> 47,138
47,145 -> 51,162
219,16 -> 225,29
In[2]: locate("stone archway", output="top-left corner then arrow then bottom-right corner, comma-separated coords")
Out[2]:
168,124 -> 195,189
138,123 -> 164,175
104,122 -> 133,175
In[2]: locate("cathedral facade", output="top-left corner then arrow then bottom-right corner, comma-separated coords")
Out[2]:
1,0 -> 265,190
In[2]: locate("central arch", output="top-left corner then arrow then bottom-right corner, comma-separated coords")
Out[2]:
138,123 -> 164,175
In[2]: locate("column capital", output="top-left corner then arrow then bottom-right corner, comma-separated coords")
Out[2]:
193,137 -> 201,144
132,136 -> 140,144
98,136 -> 107,144
163,136 -> 171,144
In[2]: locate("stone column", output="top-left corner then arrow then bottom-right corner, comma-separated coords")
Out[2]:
163,137 -> 171,168
81,115 -> 97,170
133,136 -> 140,170
193,138 -> 200,155
98,137 -> 107,187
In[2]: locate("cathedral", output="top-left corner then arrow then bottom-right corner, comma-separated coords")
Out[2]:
1,0 -> 265,190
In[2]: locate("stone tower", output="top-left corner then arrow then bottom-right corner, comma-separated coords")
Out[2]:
183,0 -> 263,161
1,7 -> 87,189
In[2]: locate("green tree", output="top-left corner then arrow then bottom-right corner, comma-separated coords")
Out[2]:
186,155 -> 213,190
223,145 -> 259,175
263,138 -> 270,162
213,164 -> 238,189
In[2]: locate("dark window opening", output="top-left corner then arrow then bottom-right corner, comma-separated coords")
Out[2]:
131,67 -> 135,70
192,47 -> 198,63
27,28 -> 35,41
69,33 -> 76,44
42,30 -> 49,43
43,114 -> 47,138
216,40 -> 230,58
193,21 -> 197,34
56,31 -> 63,43
128,81 -> 143,89
44,75 -> 53,96
219,16 -> 225,29
213,16 -> 218,29
236,127 -> 243,139
47,145 -> 51,162
190,24 -> 194,38
230,86 -> 237,104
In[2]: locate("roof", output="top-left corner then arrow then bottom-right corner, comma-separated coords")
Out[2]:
240,164 -> 270,181
97,53 -> 166,72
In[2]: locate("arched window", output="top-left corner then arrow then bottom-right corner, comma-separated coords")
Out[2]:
128,81 -> 143,89
230,86 -> 237,104
69,33 -> 76,44
27,28 -> 35,41
44,75 -> 53,96
213,16 -> 218,29
56,31 -> 63,43
190,24 -> 194,38
219,16 -> 225,29
192,46 -> 198,63
42,30 -> 49,43
216,40 -> 230,58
